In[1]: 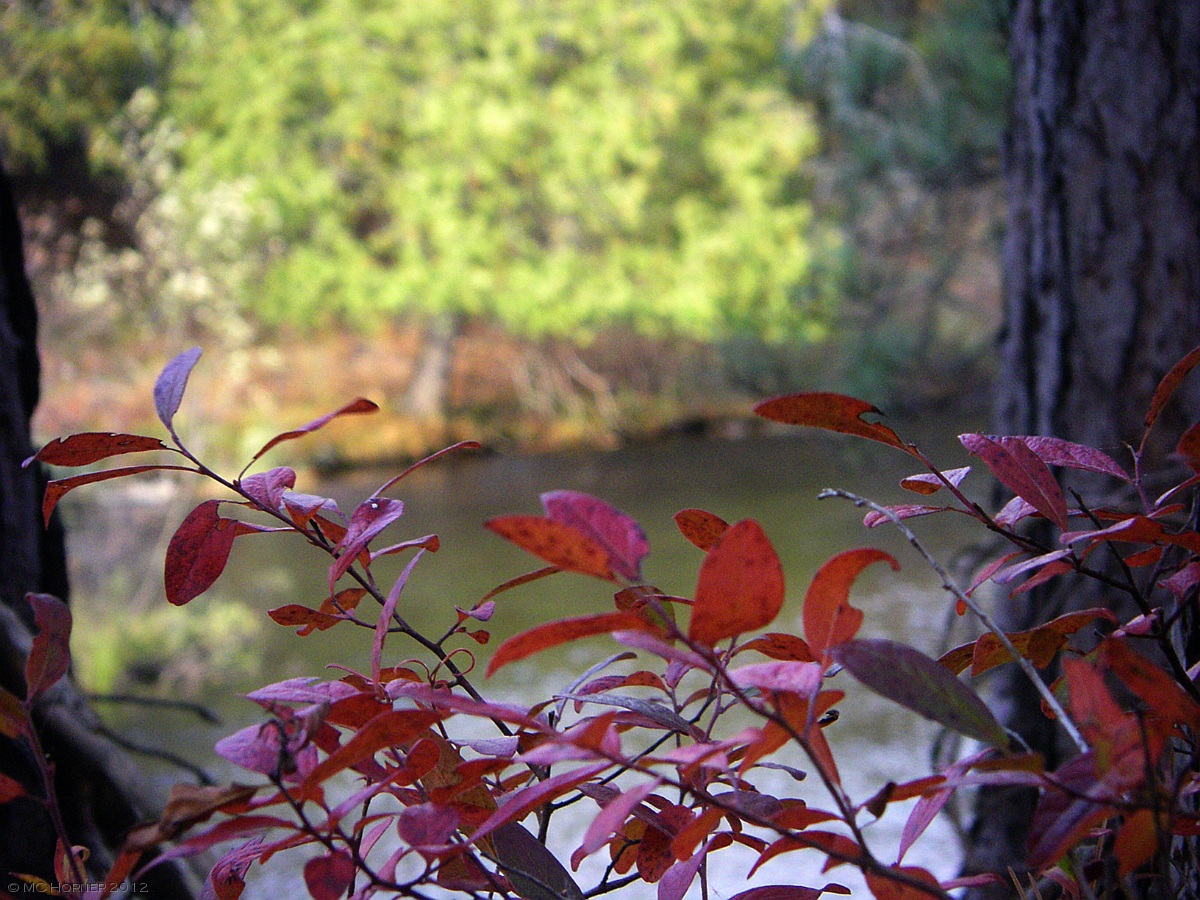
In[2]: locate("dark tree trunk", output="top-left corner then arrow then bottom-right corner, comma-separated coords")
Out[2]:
964,2 -> 1200,894
0,159 -> 198,896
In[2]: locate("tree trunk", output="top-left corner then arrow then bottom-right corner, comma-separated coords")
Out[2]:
0,159 -> 198,896
964,2 -> 1200,894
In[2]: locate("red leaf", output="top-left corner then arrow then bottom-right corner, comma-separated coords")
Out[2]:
1145,344 -> 1200,433
0,770 -> 25,802
396,802 -> 460,852
249,398 -> 379,463
1008,436 -> 1130,482
1099,638 -> 1200,730
830,640 -> 1007,748
673,508 -> 730,551
486,515 -> 615,581
689,520 -> 785,647
1177,422 -> 1200,471
863,866 -> 942,900
303,851 -> 355,900
0,687 -> 27,738
301,709 -> 443,789
487,611 -> 657,676
469,764 -> 607,847
154,347 -> 202,432
960,434 -> 1069,530
738,633 -> 816,662
369,440 -> 483,497
26,432 -> 169,468
754,393 -> 907,450
267,605 -> 344,632
42,465 -> 194,526
239,467 -> 297,510
165,500 -> 238,605
900,466 -> 970,495
24,593 -> 71,700
803,549 -> 897,660
327,497 -> 405,593
541,490 -> 649,582
728,886 -> 851,900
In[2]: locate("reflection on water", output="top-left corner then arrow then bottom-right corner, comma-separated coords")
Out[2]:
67,422 -> 986,897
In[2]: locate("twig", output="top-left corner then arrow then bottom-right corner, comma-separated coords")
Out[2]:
817,488 -> 1089,754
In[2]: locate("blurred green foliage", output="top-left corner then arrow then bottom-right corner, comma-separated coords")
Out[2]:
163,0 -> 838,339
0,0 -> 169,171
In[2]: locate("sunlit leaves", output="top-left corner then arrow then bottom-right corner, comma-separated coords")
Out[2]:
486,516 -> 615,581
689,520 -> 785,647
249,398 -> 379,464
25,432 -> 169,468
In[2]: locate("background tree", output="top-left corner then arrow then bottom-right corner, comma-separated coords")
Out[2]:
965,2 -> 1200,893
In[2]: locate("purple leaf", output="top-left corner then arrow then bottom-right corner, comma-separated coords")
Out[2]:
154,347 -> 203,433
727,886 -> 851,900
304,852 -> 355,900
994,495 -> 1039,528
541,490 -> 650,582
899,467 -> 971,495
492,822 -> 585,900
214,717 -> 317,780
658,839 -> 711,900
396,802 -> 460,854
327,497 -> 404,593
245,677 -> 361,708
24,593 -> 71,700
281,491 -> 343,528
1008,436 -> 1130,482
165,501 -> 239,605
897,750 -> 988,864
829,639 -> 1007,748
239,467 -> 297,510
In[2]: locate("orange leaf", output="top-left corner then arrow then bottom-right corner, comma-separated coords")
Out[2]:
689,520 -> 785,648
863,866 -> 942,900
803,549 -> 898,660
1114,809 -> 1160,878
738,633 -> 816,662
673,508 -> 730,551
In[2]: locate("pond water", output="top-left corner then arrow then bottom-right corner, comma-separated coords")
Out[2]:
65,419 -> 988,898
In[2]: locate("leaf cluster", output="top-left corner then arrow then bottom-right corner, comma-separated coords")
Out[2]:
13,345 -> 1200,898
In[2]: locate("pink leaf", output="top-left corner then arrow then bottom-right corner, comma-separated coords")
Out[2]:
581,782 -> 662,856
249,398 -> 379,463
541,490 -> 649,581
24,593 -> 71,700
689,520 -> 785,647
214,718 -> 317,780
469,764 -> 607,847
154,347 -> 202,432
239,467 -> 296,510
281,492 -> 343,528
897,750 -> 988,864
658,839 -> 711,900
371,549 -> 427,684
862,504 -> 944,528
165,500 -> 238,605
729,661 -> 823,696
327,497 -> 404,593
303,851 -> 355,900
727,887 -> 851,900
994,495 -> 1039,527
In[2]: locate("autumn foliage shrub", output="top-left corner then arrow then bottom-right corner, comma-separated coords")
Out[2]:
10,345 -> 1200,898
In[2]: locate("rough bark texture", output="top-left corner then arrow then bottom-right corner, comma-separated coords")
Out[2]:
0,159 -> 198,896
965,2 -> 1200,895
